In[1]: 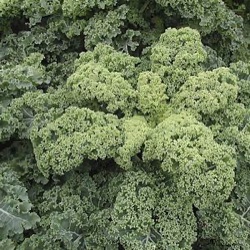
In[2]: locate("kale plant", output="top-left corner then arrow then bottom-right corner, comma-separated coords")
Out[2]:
0,1 -> 250,249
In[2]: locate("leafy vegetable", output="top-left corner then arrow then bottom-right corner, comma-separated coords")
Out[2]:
1,1 -> 250,249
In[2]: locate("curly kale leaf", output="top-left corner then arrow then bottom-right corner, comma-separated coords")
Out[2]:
115,116 -> 150,170
19,172 -> 103,249
84,5 -> 128,50
137,71 -> 168,118
0,239 -> 15,250
172,67 -> 239,119
197,203 -> 250,249
0,0 -> 22,19
75,43 -> 140,81
150,27 -> 207,97
143,113 -> 236,209
62,0 -> 116,18
230,61 -> 250,108
153,189 -> 197,250
0,163 -> 40,240
155,0 -> 244,52
172,66 -> 248,145
110,171 -> 157,249
30,107 -> 122,176
0,141 -> 48,185
0,53 -> 50,103
66,62 -> 136,115
21,0 -> 61,26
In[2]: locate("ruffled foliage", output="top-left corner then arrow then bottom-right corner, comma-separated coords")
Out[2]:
1,1 -> 250,249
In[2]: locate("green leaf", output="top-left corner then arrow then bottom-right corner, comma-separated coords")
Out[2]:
0,163 -> 40,239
